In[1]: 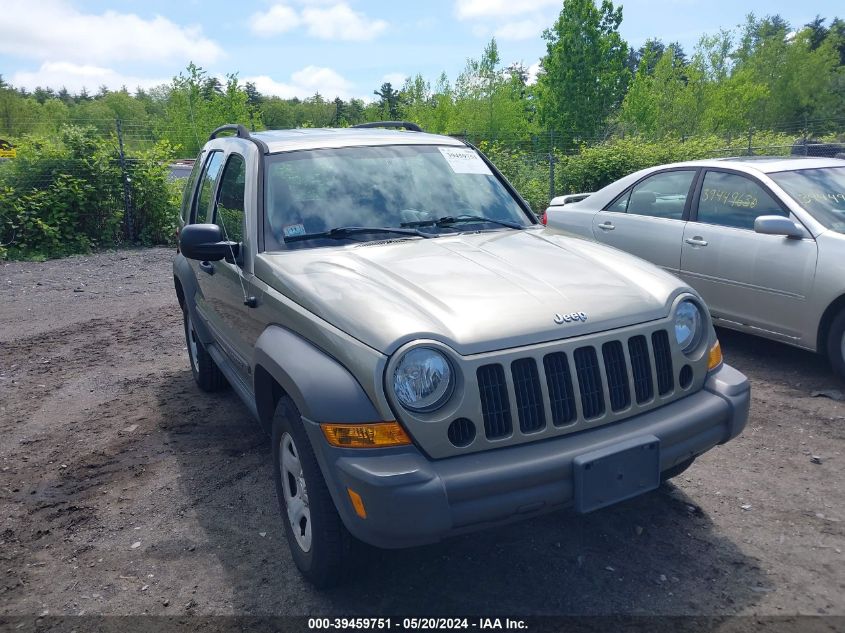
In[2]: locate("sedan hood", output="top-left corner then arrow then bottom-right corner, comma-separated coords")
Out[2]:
257,228 -> 686,355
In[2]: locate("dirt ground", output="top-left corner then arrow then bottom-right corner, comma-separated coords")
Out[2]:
0,247 -> 843,617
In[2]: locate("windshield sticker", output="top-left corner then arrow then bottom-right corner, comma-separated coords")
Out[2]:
282,223 -> 306,238
438,147 -> 492,175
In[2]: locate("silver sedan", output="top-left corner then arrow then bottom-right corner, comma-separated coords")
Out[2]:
545,157 -> 845,378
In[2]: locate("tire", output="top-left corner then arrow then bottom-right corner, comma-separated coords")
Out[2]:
271,397 -> 351,588
182,308 -> 226,392
661,457 -> 695,483
827,309 -> 845,380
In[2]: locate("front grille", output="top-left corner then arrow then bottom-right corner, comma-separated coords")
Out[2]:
476,328 -> 681,442
652,330 -> 674,395
628,335 -> 654,403
511,358 -> 545,433
602,341 -> 631,411
574,347 -> 605,419
544,352 -> 576,426
477,364 -> 512,439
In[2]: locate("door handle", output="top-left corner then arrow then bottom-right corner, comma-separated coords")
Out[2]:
598,222 -> 615,231
199,261 -> 215,275
684,237 -> 708,247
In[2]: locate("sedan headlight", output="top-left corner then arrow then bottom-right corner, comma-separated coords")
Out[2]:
674,299 -> 704,354
392,347 -> 454,412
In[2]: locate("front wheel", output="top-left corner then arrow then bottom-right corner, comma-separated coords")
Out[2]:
272,397 -> 351,588
827,309 -> 845,380
182,308 -> 226,392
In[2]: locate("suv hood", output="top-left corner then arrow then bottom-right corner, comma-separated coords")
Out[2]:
257,228 -> 686,355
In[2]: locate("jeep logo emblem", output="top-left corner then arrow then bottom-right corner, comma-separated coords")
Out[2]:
554,312 -> 587,324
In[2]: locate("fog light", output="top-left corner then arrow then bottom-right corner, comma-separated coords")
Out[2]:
708,341 -> 723,371
320,421 -> 411,448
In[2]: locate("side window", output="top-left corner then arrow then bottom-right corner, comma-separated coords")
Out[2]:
606,188 -> 631,212
193,151 -> 225,223
626,170 -> 696,220
180,151 -> 204,224
213,154 -> 246,245
697,171 -> 786,230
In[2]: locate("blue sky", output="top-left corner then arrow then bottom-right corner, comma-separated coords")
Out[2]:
0,0 -> 841,100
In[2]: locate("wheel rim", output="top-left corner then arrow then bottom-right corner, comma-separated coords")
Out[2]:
280,432 -> 311,552
185,312 -> 199,373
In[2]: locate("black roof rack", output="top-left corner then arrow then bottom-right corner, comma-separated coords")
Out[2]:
352,121 -> 423,133
209,124 -> 251,141
207,124 -> 269,153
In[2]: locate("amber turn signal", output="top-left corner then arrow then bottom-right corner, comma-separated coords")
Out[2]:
347,488 -> 367,519
320,421 -> 411,448
707,340 -> 723,371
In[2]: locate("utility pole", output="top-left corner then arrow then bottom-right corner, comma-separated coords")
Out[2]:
548,129 -> 556,202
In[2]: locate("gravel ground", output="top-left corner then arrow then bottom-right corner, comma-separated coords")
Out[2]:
0,247 -> 843,617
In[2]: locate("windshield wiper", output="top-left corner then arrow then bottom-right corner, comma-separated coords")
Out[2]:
400,215 -> 525,230
283,226 -> 434,243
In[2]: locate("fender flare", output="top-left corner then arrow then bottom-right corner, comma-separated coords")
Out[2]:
253,326 -> 382,428
173,254 -> 214,345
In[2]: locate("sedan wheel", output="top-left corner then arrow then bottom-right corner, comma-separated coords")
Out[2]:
827,309 -> 845,380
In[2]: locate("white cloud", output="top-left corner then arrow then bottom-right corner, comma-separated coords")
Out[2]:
455,0 -> 560,20
245,66 -> 354,99
0,0 -> 222,65
10,62 -> 167,93
494,19 -> 543,41
302,3 -> 388,40
381,73 -> 407,87
250,5 -> 301,37
249,2 -> 387,41
527,61 -> 542,85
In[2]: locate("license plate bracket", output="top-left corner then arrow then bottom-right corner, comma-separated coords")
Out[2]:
573,435 -> 660,513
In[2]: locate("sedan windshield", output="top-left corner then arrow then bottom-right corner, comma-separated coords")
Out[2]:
263,144 -> 532,250
769,166 -> 845,233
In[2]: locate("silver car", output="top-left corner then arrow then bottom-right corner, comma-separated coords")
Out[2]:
546,157 -> 845,378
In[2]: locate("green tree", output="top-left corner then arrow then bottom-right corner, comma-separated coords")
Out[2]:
156,63 -> 255,154
537,0 -> 629,142
373,82 -> 402,119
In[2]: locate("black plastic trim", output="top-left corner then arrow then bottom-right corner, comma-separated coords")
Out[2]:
352,121 -> 423,132
209,124 -> 250,141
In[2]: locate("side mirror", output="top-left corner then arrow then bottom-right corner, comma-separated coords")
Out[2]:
179,224 -> 239,261
754,215 -> 804,239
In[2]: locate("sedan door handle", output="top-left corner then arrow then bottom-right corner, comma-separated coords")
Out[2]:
199,261 -> 215,275
684,237 -> 708,247
598,222 -> 615,231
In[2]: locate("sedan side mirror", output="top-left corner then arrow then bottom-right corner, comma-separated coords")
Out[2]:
754,215 -> 804,239
179,224 -> 239,261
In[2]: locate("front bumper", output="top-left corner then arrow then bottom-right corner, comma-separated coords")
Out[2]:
303,363 -> 749,549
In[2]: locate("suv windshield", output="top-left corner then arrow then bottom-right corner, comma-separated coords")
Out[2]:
769,166 -> 845,233
263,144 -> 532,250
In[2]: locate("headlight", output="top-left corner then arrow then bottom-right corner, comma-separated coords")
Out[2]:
674,299 -> 703,354
392,347 -> 454,412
